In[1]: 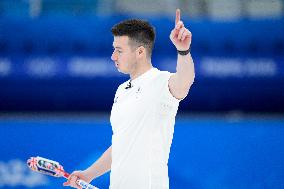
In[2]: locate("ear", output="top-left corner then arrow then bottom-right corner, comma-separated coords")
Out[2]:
136,46 -> 146,59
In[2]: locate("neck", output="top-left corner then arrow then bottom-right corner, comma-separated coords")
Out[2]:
130,59 -> 153,80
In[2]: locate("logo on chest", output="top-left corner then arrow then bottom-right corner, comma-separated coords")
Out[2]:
135,87 -> 142,98
114,86 -> 142,103
114,96 -> 119,103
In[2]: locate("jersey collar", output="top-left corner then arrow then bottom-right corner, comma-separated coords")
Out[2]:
130,67 -> 157,86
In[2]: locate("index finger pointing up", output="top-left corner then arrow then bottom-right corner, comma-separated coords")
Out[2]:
175,9 -> 181,26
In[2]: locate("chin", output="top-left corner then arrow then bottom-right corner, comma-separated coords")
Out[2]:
117,67 -> 129,74
118,70 -> 128,74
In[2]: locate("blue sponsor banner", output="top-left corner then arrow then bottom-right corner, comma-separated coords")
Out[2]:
0,116 -> 284,188
0,55 -> 283,79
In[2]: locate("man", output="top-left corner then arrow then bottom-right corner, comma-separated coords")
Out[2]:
64,9 -> 195,189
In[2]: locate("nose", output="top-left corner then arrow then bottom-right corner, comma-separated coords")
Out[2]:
111,51 -> 117,61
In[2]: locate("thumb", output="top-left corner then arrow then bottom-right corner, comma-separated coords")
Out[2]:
63,180 -> 70,186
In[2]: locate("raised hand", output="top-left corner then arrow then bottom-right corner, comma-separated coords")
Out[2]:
170,9 -> 192,51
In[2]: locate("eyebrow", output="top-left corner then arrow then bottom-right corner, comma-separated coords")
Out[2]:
113,45 -> 122,49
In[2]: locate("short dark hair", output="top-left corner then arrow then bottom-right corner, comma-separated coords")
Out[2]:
111,19 -> 155,57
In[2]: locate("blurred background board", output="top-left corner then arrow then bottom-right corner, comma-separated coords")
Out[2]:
0,0 -> 283,112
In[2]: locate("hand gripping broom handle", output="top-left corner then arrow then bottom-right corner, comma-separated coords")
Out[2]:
27,156 -> 98,189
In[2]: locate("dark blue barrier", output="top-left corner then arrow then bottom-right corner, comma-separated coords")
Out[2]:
0,55 -> 283,112
0,117 -> 283,188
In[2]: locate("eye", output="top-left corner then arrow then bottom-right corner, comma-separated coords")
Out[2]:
113,48 -> 122,54
115,49 -> 122,54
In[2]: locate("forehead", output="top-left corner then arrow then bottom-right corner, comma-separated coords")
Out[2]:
112,36 -> 130,48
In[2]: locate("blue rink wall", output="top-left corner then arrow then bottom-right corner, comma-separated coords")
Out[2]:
0,115 -> 284,189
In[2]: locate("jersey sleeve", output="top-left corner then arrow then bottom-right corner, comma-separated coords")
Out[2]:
156,71 -> 181,104
151,71 -> 181,120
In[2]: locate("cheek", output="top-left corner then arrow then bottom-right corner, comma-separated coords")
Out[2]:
119,52 -> 136,69
120,53 -> 131,64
